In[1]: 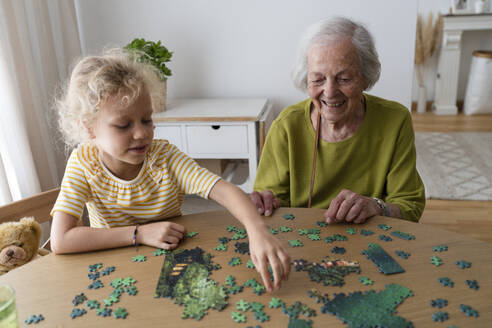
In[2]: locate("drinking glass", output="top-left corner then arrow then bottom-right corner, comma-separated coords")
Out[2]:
0,284 -> 18,328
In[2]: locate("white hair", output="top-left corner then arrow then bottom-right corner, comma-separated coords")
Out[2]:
291,17 -> 381,92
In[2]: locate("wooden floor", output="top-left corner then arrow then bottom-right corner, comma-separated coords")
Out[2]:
411,111 -> 492,243
412,112 -> 492,132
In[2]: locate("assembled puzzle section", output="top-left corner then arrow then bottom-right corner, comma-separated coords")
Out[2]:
361,243 -> 405,275
318,283 -> 414,328
293,257 -> 360,287
154,247 -> 227,320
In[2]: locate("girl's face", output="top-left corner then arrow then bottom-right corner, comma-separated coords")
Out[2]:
89,89 -> 154,180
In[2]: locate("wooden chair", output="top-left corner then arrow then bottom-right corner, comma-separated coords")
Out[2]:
0,188 -> 60,250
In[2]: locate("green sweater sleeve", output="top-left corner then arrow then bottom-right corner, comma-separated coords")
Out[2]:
384,111 -> 426,222
254,120 -> 291,206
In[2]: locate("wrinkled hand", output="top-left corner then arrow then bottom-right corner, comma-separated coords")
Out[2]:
324,189 -> 381,224
247,225 -> 291,292
137,221 -> 186,250
250,190 -> 281,216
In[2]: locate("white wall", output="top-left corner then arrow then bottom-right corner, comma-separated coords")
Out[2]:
75,0 -> 417,113
414,0 -> 492,102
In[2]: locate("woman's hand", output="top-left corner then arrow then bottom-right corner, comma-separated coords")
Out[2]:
250,190 -> 281,216
324,189 -> 381,224
247,225 -> 291,292
137,221 -> 186,250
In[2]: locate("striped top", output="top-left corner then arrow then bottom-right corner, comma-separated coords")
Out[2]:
51,139 -> 220,228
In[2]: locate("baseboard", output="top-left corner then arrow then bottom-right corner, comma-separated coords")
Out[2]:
411,101 -> 464,113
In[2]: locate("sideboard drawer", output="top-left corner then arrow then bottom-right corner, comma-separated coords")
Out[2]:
154,125 -> 183,150
186,125 -> 248,155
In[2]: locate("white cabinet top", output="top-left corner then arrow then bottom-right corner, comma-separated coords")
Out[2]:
443,13 -> 492,31
153,98 -> 269,122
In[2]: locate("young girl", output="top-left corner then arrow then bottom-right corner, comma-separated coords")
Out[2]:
50,48 -> 290,292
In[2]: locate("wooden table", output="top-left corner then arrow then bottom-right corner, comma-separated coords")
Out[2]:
2,208 -> 492,327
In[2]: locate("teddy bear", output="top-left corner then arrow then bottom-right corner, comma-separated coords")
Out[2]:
0,217 -> 49,275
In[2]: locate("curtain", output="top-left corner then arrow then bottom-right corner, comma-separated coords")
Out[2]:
0,0 -> 81,205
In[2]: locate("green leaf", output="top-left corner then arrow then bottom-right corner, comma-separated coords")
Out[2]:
124,37 -> 173,80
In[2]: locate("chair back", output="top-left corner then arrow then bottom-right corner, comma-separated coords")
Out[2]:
0,188 -> 60,250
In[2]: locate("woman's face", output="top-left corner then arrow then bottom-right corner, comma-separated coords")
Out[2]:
307,38 -> 367,123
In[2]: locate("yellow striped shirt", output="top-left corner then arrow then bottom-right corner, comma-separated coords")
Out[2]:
51,140 -> 220,228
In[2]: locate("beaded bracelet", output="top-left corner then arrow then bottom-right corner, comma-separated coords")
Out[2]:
133,224 -> 139,251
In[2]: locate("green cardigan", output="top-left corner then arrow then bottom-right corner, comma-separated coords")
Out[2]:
254,94 -> 425,222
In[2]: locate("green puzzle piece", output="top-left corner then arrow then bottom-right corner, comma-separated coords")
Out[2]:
307,234 -> 321,241
215,243 -> 227,251
390,230 -> 415,240
346,228 -> 357,235
269,297 -> 285,309
324,234 -> 347,243
125,286 -> 138,295
246,259 -> 255,269
122,277 -> 136,286
298,229 -> 309,235
225,274 -> 236,286
289,239 -> 303,247
236,299 -> 250,312
86,300 -> 100,309
280,226 -> 292,232
430,256 -> 443,266
153,248 -> 169,256
249,301 -> 265,312
229,257 -> 242,266
253,284 -> 266,296
231,232 -> 247,240
113,307 -> 128,319
432,244 -> 448,252
132,255 -> 147,262
110,278 -> 124,288
359,277 -> 374,285
231,311 -> 247,323
254,310 -> 270,322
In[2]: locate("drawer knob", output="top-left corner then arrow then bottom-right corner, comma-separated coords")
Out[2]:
211,125 -> 221,130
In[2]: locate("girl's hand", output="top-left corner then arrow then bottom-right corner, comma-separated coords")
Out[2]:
247,225 -> 291,292
137,221 -> 186,249
324,189 -> 380,224
250,190 -> 281,216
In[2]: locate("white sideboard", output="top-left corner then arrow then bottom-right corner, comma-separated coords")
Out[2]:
433,14 -> 492,115
152,98 -> 274,193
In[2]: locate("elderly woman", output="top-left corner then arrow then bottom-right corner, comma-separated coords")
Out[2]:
251,17 -> 425,223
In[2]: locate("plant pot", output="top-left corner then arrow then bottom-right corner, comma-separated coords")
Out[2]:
417,85 -> 427,113
154,79 -> 167,113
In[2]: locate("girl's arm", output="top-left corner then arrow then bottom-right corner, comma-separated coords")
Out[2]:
50,211 -> 185,254
209,179 -> 291,292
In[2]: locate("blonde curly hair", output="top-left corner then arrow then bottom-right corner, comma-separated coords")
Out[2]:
56,48 -> 166,149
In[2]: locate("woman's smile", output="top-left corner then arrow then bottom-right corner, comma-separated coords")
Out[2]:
321,99 -> 346,108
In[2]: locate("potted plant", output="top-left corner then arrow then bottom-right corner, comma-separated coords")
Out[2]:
124,38 -> 173,111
